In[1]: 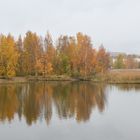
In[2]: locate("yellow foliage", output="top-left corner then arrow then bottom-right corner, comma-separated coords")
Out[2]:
47,63 -> 53,74
0,34 -> 19,77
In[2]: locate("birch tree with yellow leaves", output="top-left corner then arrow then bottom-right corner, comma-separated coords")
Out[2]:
0,34 -> 19,77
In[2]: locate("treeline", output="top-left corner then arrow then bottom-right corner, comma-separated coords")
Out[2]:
112,54 -> 140,69
0,31 -> 110,77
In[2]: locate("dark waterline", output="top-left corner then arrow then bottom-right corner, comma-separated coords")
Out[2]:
0,82 -> 140,140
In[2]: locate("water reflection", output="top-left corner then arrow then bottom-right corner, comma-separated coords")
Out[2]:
112,84 -> 140,91
0,82 -> 107,125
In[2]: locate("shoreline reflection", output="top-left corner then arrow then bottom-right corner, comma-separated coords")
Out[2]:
0,82 -> 107,125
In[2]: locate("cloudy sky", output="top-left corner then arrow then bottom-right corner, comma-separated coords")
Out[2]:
0,0 -> 139,54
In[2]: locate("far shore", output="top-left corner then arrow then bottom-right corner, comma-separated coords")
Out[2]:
0,69 -> 140,84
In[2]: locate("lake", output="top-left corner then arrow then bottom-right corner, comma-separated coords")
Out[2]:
0,82 -> 140,140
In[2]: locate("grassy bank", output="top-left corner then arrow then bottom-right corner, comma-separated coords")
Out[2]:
0,75 -> 76,84
0,69 -> 140,84
107,69 -> 140,84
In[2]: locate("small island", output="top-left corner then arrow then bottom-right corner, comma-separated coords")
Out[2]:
0,32 -> 140,84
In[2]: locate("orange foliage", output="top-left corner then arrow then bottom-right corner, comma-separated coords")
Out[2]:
0,31 -> 110,77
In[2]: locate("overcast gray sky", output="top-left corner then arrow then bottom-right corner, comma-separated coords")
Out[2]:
0,0 -> 140,54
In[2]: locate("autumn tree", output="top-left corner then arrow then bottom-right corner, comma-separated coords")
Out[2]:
125,55 -> 138,69
95,46 -> 110,73
113,54 -> 125,69
65,36 -> 77,75
76,32 -> 95,76
55,35 -> 71,75
44,32 -> 56,75
0,34 -> 19,77
16,35 -> 25,75
23,31 -> 43,75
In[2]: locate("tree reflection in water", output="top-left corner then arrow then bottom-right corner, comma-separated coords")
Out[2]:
0,82 -> 107,125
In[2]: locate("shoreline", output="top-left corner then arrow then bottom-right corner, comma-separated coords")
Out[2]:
0,76 -> 90,84
0,69 -> 140,84
0,76 -> 140,84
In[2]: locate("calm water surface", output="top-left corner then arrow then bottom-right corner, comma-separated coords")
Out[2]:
0,82 -> 140,140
